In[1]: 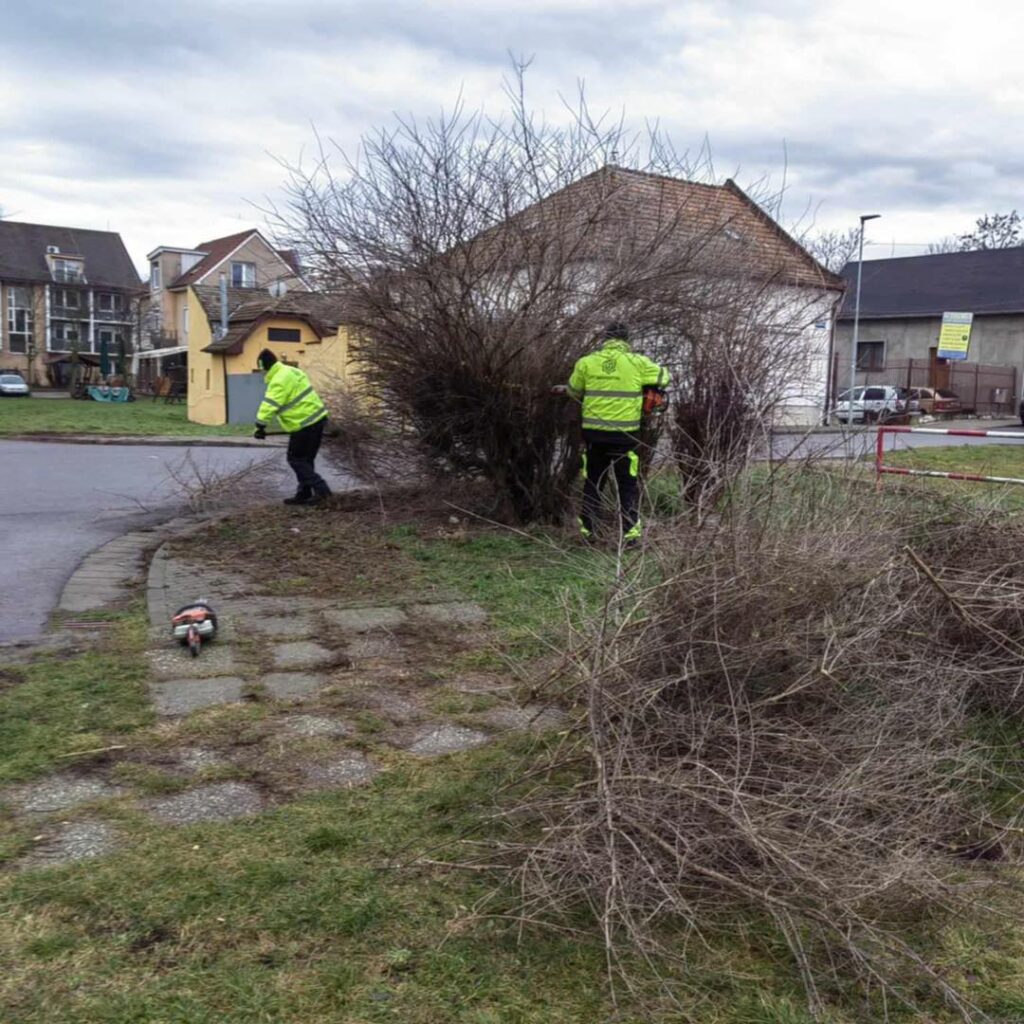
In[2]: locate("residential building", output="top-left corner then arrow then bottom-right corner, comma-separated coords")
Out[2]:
138,228 -> 308,384
476,167 -> 845,425
835,249 -> 1024,414
183,284 -> 353,425
0,221 -> 140,385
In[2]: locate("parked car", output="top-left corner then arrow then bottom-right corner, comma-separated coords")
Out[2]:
832,385 -> 907,424
0,374 -> 30,397
906,387 -> 962,417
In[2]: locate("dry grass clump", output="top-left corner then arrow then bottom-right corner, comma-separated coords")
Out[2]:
501,473 -> 1024,1019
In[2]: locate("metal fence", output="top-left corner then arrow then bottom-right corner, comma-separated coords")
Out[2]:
832,357 -> 1018,416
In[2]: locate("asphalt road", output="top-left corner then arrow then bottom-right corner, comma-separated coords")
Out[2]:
0,440 -> 348,644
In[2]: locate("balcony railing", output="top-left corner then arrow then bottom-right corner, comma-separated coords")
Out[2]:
95,307 -> 129,322
51,269 -> 85,284
143,330 -> 180,350
50,304 -> 84,320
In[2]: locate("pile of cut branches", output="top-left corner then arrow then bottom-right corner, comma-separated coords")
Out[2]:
502,474 -> 1024,1019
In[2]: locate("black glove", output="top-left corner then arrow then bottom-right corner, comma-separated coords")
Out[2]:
253,424 -> 266,440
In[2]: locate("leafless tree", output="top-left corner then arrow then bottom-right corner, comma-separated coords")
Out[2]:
269,66 -> 832,523
802,226 -> 861,272
957,210 -> 1022,250
926,235 -> 961,254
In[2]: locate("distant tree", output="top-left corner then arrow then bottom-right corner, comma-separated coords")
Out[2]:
957,210 -> 1022,250
803,227 -> 861,272
926,236 -> 960,254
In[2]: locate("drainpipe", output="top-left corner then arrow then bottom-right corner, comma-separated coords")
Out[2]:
219,273 -> 230,425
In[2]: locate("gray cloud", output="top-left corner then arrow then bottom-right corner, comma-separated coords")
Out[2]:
1,0 -> 1021,267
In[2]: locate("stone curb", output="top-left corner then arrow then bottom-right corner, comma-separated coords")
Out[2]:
4,433 -> 285,448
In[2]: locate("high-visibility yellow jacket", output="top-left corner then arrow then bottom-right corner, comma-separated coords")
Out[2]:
255,363 -> 328,433
567,339 -> 669,436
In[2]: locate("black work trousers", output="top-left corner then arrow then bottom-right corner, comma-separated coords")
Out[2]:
286,418 -> 330,497
580,440 -> 640,538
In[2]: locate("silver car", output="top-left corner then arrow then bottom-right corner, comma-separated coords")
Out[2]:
0,374 -> 30,397
833,385 -> 906,424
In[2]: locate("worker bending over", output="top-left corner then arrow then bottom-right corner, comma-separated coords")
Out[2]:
556,323 -> 669,544
253,349 -> 332,506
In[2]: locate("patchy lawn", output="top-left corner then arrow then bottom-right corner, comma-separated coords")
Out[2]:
878,442 -> 1024,510
0,396 -> 249,436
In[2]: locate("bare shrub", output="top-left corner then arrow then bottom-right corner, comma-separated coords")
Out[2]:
499,471 -> 1023,1019
269,67 -> 837,523
164,450 -> 283,514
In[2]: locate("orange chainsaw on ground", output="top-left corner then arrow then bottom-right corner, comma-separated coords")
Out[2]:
171,601 -> 218,658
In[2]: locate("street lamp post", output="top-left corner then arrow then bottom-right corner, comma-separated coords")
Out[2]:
849,213 -> 881,424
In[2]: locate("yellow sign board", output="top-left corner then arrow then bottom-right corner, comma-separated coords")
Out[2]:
937,311 -> 973,361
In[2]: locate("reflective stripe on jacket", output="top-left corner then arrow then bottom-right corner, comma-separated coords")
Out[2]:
255,363 -> 328,433
567,339 -> 669,434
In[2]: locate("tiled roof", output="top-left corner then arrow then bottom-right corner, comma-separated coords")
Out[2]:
838,248 -> 1024,319
168,229 -> 258,289
0,221 -> 140,288
474,166 -> 842,291
194,286 -> 347,354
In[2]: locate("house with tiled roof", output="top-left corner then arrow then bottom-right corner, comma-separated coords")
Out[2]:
475,166 -> 846,424
0,220 -> 140,385
136,229 -> 308,386
181,283 -> 353,425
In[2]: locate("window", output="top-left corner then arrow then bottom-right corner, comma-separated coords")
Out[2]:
863,387 -> 886,401
52,258 -> 83,283
267,327 -> 301,342
151,262 -> 161,291
98,293 -> 116,312
182,304 -> 189,339
856,340 -> 885,371
52,288 -> 80,310
231,261 -> 256,288
7,287 -> 33,354
50,322 -> 80,350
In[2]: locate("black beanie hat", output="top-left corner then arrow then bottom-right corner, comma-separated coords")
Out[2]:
603,321 -> 629,341
258,348 -> 278,371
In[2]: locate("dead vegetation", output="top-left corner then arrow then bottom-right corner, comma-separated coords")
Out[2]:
495,471 -> 1024,1020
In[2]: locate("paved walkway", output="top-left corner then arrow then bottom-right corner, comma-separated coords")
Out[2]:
2,523 -> 564,871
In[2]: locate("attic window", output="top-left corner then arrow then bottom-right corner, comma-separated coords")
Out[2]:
721,226 -> 745,242
268,327 -> 301,343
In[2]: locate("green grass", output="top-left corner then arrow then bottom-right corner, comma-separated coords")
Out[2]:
0,610 -> 153,785
0,396 -> 249,436
879,443 -> 1024,511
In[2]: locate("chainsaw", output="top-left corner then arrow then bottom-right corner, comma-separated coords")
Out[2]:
171,601 -> 218,658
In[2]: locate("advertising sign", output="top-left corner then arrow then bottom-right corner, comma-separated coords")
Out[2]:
936,311 -> 973,360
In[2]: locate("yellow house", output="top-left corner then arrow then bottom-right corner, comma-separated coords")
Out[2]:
185,285 -> 354,426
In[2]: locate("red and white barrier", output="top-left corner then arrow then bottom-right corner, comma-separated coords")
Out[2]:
875,426 -> 1024,486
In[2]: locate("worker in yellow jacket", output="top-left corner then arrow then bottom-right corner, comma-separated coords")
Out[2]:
254,349 -> 332,506
555,323 -> 669,543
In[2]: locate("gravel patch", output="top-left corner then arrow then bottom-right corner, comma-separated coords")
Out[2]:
346,635 -> 404,661
410,601 -> 488,626
146,782 -> 264,824
302,754 -> 377,789
4,775 -> 122,814
148,644 -> 248,681
245,615 -> 318,639
19,821 -> 120,868
407,723 -> 489,756
281,714 -> 353,738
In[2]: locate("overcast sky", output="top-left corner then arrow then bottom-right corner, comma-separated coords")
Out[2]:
2,0 -> 1022,273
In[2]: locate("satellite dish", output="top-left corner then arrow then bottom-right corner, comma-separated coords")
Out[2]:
268,280 -> 288,299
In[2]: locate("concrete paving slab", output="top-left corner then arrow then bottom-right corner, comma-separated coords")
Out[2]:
281,714 -> 353,738
302,754 -> 377,788
323,606 -> 408,633
18,821 -> 120,868
245,615 -> 318,639
261,671 -> 325,701
407,723 -> 489,756
148,644 -> 248,680
168,747 -> 227,772
272,640 -> 342,671
146,781 -> 264,824
4,775 -> 123,814
149,676 -> 246,716
410,601 -> 488,626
